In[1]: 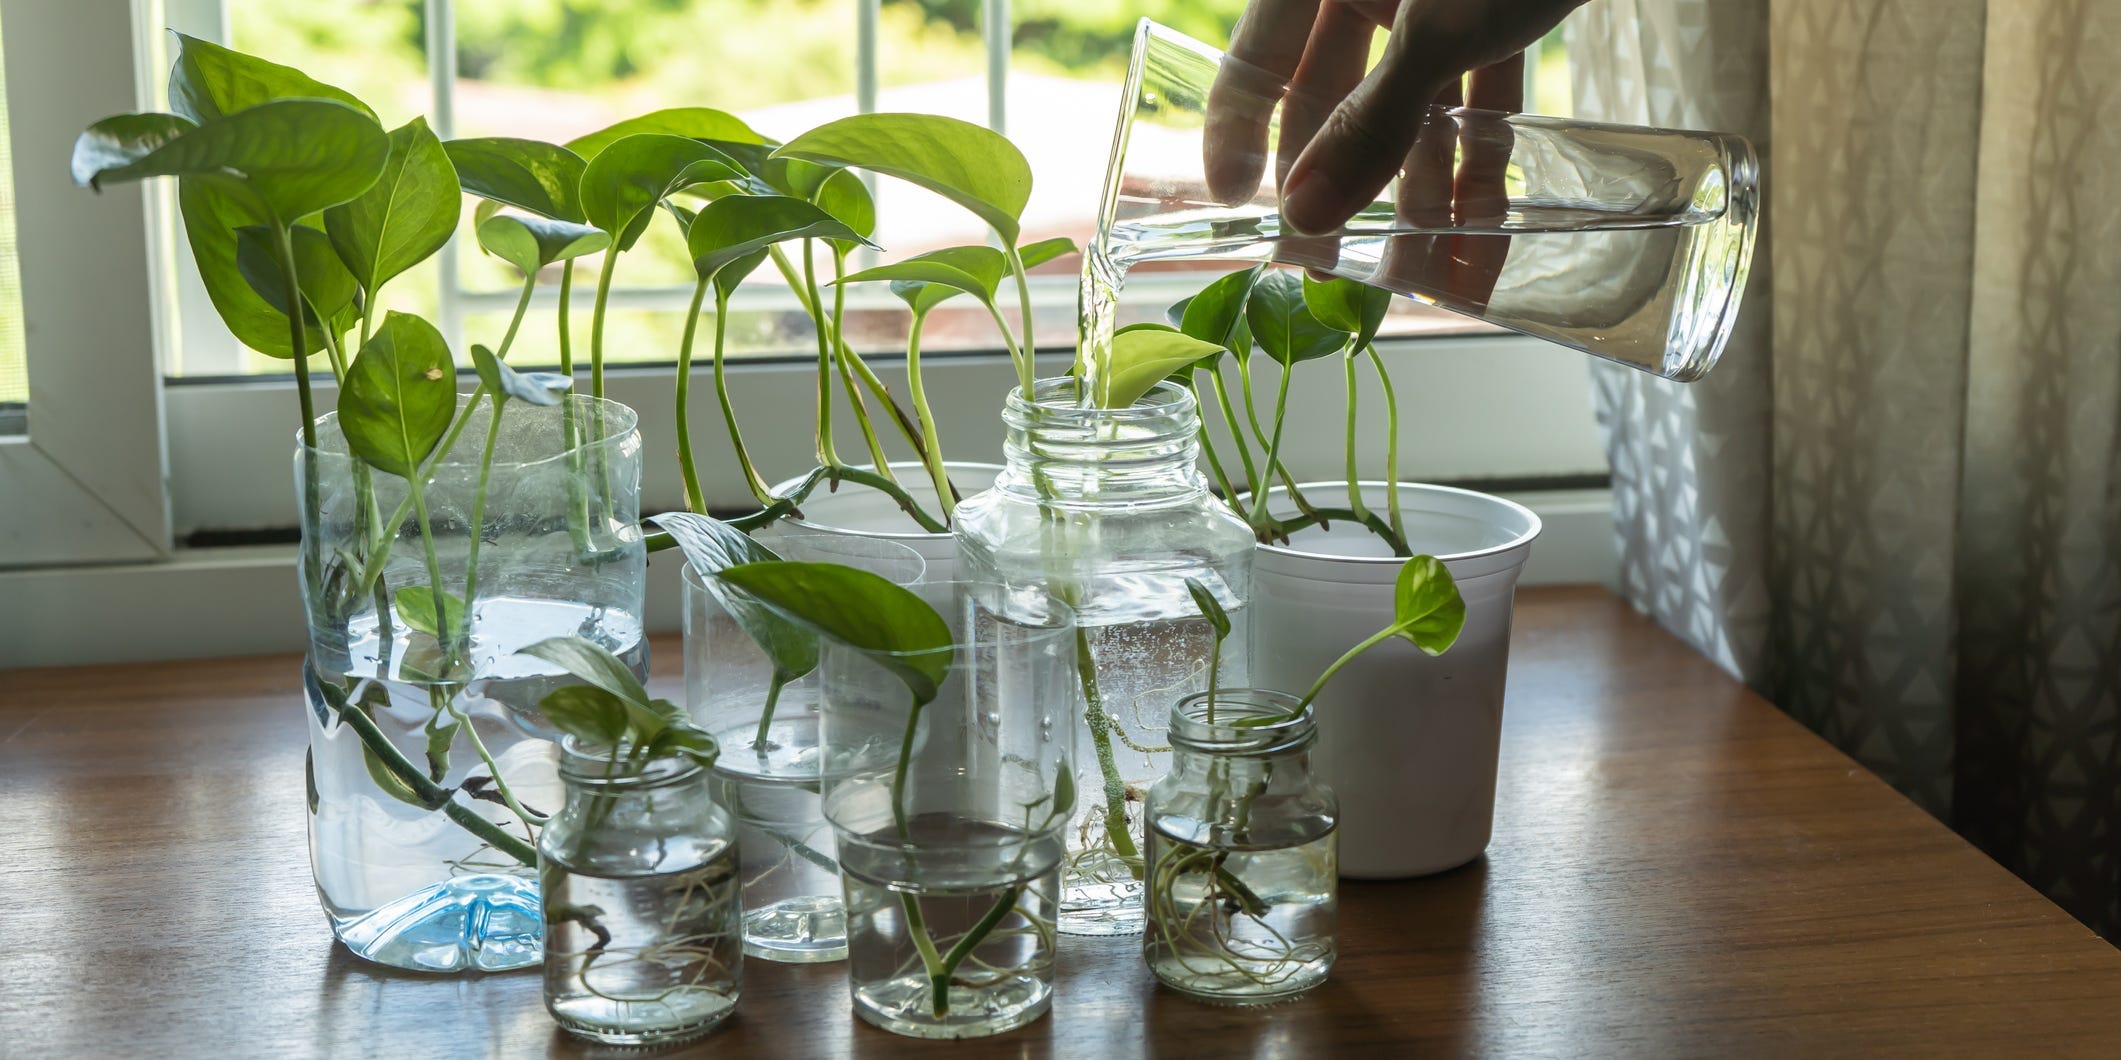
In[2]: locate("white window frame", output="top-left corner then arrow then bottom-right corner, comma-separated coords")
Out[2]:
0,0 -> 1613,667
0,0 -> 171,567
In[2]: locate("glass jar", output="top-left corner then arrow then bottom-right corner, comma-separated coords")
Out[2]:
1143,688 -> 1338,1004
954,377 -> 1255,936
682,533 -> 924,964
539,740 -> 743,1046
824,581 -> 1078,1039
299,394 -> 645,973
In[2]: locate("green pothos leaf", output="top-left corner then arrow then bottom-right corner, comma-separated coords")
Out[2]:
713,561 -> 955,707
1186,577 -> 1231,642
1389,555 -> 1466,656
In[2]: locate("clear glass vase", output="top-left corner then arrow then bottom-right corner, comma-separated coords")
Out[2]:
822,581 -> 1078,1039
1144,689 -> 1338,1004
954,378 -> 1254,937
298,394 -> 647,972
682,533 -> 925,963
540,740 -> 743,1046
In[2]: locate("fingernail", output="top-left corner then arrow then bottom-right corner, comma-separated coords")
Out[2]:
1280,165 -> 1343,236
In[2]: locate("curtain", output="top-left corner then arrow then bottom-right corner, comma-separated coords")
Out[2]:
1571,0 -> 2121,934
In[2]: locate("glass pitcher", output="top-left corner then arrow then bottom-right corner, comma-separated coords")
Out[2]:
1080,19 -> 1760,384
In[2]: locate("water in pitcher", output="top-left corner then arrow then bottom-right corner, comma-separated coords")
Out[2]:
1076,20 -> 1759,391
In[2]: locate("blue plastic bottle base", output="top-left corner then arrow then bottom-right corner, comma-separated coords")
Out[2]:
330,874 -> 543,973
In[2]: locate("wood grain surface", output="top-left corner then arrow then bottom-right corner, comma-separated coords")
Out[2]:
4,585 -> 2118,1058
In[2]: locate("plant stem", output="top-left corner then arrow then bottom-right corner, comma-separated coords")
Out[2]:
1007,244 -> 1038,398
752,676 -> 786,752
1076,625 -> 1142,875
559,260 -> 594,550
1366,343 -> 1405,543
802,244 -> 840,468
675,277 -> 712,513
1205,635 -> 1221,724
1203,368 -> 1261,500
1298,625 -> 1400,712
933,882 -> 1024,1013
1187,374 -> 1241,503
275,222 -> 325,608
1247,361 -> 1297,531
1343,350 -> 1367,520
904,310 -> 955,518
406,477 -> 456,670
1263,506 -> 1411,556
589,249 -> 619,401
767,246 -> 937,471
710,287 -> 774,505
461,394 -> 505,647
824,246 -> 895,483
330,684 -> 538,865
828,465 -> 949,533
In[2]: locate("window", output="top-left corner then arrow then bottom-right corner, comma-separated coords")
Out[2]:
0,23 -> 24,436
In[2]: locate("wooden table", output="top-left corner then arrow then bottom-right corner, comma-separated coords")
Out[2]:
5,586 -> 2119,1057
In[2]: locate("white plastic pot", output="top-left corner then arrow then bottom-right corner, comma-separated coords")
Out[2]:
764,462 -> 1000,582
1250,482 -> 1540,879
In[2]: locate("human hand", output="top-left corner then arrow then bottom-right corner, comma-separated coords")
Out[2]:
1205,0 -> 1584,235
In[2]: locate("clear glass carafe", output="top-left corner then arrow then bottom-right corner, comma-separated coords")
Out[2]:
1079,19 -> 1760,385
1144,688 -> 1338,1004
540,741 -> 743,1046
954,378 -> 1254,936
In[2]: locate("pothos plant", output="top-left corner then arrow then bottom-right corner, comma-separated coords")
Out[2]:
712,561 -> 1072,1019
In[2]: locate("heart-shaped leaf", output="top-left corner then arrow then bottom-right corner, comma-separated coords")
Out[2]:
179,183 -> 318,357
70,113 -> 197,184
814,168 -> 877,241
1246,269 -> 1349,366
838,245 -> 1006,315
338,312 -> 457,478
565,107 -> 764,162
470,343 -> 570,407
1186,577 -> 1231,642
444,137 -> 588,223
325,116 -> 460,298
581,134 -> 747,251
1177,265 -> 1263,350
697,140 -> 832,200
713,561 -> 955,707
1388,555 -> 1466,656
1018,236 -> 1080,271
686,194 -> 874,280
76,98 -> 389,224
537,685 -> 631,748
234,224 -> 359,331
1303,275 -> 1393,352
776,114 -> 1032,244
167,32 -> 375,124
647,513 -> 819,686
520,636 -> 654,709
1095,325 -> 1226,409
394,585 -> 466,639
476,214 -> 609,275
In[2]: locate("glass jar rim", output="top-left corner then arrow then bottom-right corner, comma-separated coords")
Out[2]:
557,735 -> 708,789
1168,688 -> 1316,754
296,393 -> 639,471
1005,375 -> 1195,425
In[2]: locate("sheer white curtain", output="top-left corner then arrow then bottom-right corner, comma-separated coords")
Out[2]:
1570,0 -> 2121,933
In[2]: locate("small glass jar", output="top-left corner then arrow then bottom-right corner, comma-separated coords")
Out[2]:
539,740 -> 743,1046
1143,688 -> 1338,1004
955,377 -> 1255,936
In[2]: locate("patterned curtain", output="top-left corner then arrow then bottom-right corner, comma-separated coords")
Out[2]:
1571,0 -> 2121,934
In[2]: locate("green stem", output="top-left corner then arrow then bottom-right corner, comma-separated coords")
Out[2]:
825,247 -> 895,483
752,676 -> 787,752
768,246 -> 937,472
1204,367 -> 1261,500
675,277 -> 712,513
275,223 -> 324,608
1205,635 -> 1221,724
330,686 -> 538,865
1076,625 -> 1142,874
828,465 -> 949,533
406,478 -> 456,671
461,395 -> 505,647
710,287 -> 774,505
589,247 -> 618,401
1367,343 -> 1404,542
560,259 -> 594,555
1187,374 -> 1240,503
1298,625 -> 1400,711
1247,362 -> 1296,530
320,321 -> 348,383
1263,506 -> 1411,556
802,244 -> 840,468
933,882 -> 1024,1013
1344,350 -> 1367,520
904,310 -> 955,519
1007,244 -> 1037,398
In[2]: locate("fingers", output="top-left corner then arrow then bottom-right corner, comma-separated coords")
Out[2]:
1454,53 -> 1525,227
1279,20 -> 1453,235
1205,0 -> 1324,205
1275,4 -> 1380,276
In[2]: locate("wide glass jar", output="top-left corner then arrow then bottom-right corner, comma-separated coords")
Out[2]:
1143,689 -> 1338,1004
539,740 -> 743,1046
955,377 -> 1254,936
299,394 -> 646,973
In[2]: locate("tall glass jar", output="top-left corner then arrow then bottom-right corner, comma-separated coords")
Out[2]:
540,739 -> 743,1046
1143,688 -> 1338,1004
299,394 -> 646,972
955,377 -> 1254,936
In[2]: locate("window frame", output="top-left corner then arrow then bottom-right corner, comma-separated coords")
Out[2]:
0,0 -> 171,567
